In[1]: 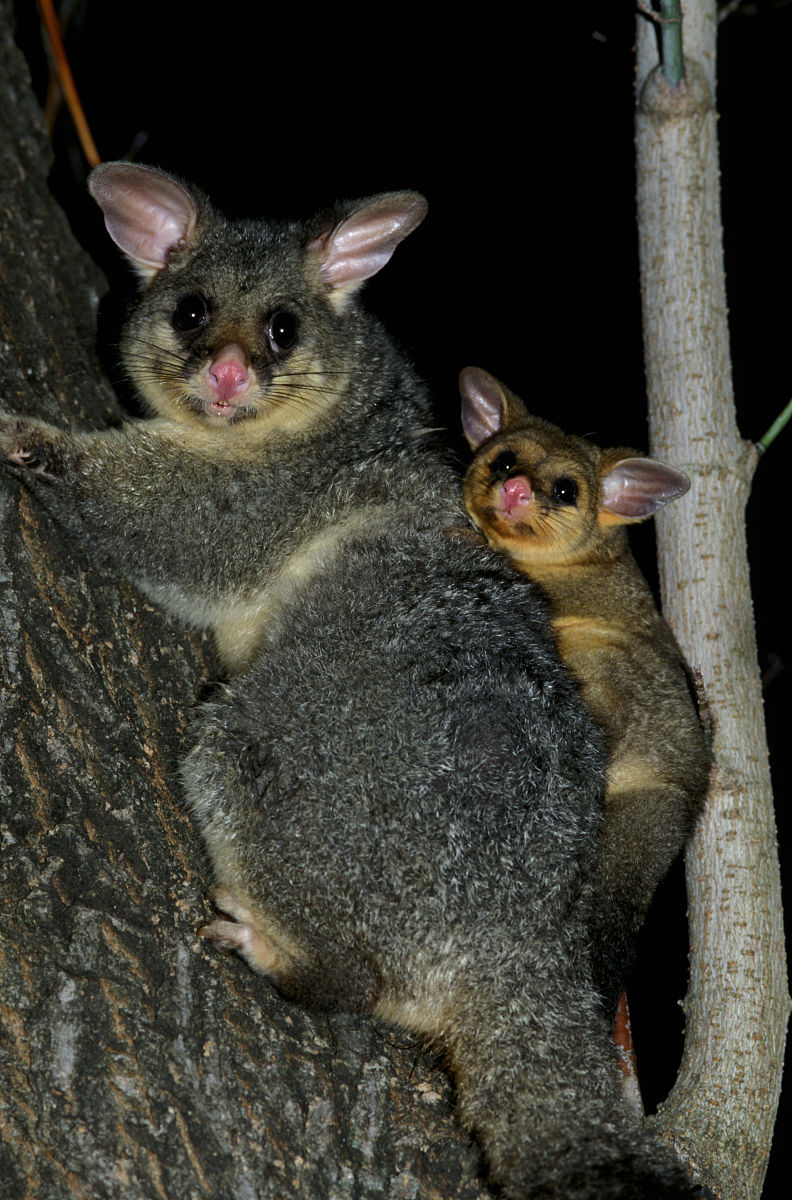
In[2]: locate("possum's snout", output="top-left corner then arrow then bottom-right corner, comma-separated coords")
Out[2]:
500,475 -> 532,515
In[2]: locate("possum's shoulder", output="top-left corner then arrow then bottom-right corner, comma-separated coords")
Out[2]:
291,500 -> 560,672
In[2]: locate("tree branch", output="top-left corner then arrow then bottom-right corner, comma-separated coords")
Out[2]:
634,2 -> 789,1195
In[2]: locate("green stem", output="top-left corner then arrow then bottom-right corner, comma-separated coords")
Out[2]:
757,397 -> 792,453
659,0 -> 685,86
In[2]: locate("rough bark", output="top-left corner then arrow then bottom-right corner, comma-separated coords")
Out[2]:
0,7 -> 489,1198
634,3 -> 790,1196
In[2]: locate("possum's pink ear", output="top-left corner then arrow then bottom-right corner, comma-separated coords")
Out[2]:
88,163 -> 198,282
599,457 -> 690,523
459,366 -> 530,450
459,366 -> 508,449
309,192 -> 427,307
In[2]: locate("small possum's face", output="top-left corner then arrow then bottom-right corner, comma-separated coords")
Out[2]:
463,430 -> 599,567
122,232 -> 347,445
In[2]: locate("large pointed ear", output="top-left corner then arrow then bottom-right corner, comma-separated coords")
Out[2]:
599,457 -> 691,523
459,366 -> 530,450
308,192 -> 427,308
88,162 -> 199,283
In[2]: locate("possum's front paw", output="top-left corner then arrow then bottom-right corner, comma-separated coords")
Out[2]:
2,447 -> 58,480
0,414 -> 59,482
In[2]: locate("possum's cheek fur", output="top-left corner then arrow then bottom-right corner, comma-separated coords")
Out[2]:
126,331 -> 344,448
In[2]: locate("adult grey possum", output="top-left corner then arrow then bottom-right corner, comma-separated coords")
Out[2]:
0,164 -> 698,1198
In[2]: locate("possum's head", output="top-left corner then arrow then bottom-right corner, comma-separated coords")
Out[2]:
459,366 -> 690,568
88,163 -> 426,445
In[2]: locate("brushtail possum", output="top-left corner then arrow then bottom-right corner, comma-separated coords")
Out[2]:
0,164 -> 699,1198
459,365 -> 709,1010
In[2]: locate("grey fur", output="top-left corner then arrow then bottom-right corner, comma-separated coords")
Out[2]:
0,166 -> 698,1197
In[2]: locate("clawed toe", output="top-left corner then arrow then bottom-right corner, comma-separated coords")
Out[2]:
198,918 -> 247,955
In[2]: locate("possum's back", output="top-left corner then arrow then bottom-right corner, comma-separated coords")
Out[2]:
181,516 -> 703,1199
185,512 -> 606,987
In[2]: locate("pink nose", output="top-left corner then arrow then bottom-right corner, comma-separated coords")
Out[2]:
207,344 -> 249,401
501,475 -> 532,514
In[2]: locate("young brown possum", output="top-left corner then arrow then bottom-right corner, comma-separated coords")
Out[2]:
460,365 -> 709,1009
0,165 -> 700,1198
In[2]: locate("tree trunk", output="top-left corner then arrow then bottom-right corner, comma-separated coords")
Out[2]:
0,7 -> 489,1197
634,3 -> 790,1196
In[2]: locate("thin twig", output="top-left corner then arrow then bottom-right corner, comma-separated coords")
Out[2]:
636,2 -> 685,87
718,0 -> 746,23
37,0 -> 101,166
636,2 -> 663,22
635,1 -> 681,26
659,1 -> 685,86
756,396 -> 792,454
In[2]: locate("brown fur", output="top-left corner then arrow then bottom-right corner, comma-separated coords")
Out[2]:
460,366 -> 709,1008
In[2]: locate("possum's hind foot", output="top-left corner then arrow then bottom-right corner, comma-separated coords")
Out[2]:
199,885 -> 301,981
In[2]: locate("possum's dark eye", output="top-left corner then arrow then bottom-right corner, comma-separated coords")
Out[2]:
267,310 -> 299,352
552,476 -> 579,505
489,450 -> 518,479
172,294 -> 209,332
